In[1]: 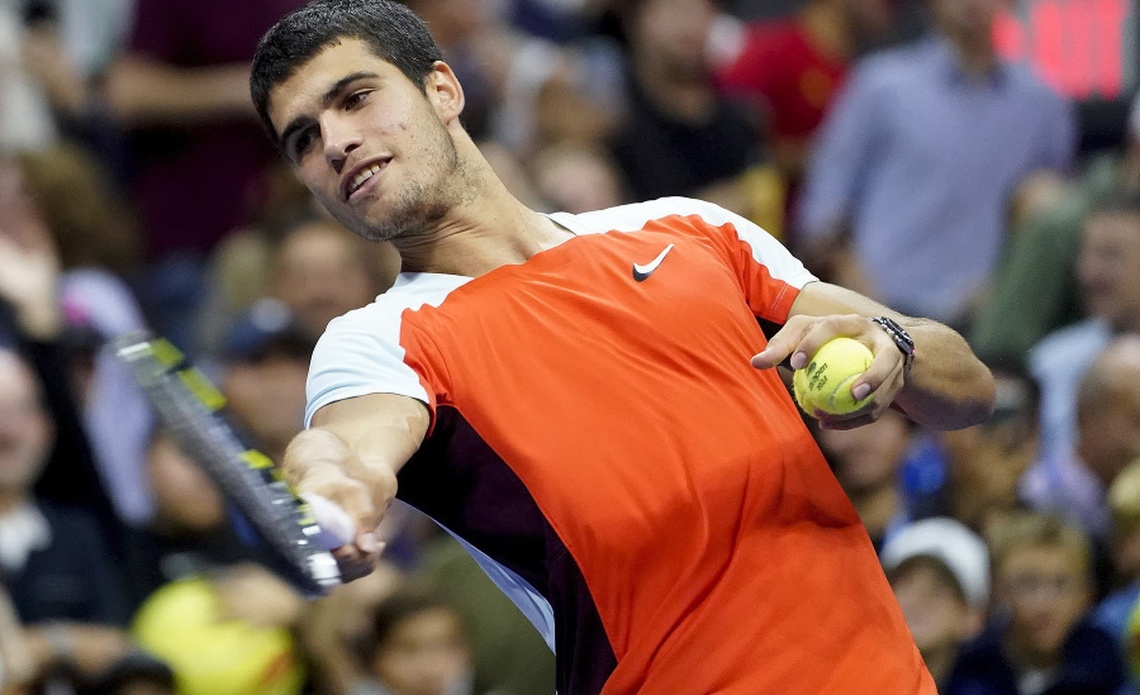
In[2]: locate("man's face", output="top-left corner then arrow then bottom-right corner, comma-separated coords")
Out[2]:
0,352 -> 51,491
999,544 -> 1090,661
268,39 -> 466,243
819,408 -> 911,494
932,0 -> 1000,44
629,0 -> 716,76
1078,211 -> 1140,330
222,352 -> 310,456
1077,384 -> 1140,486
271,221 -> 378,334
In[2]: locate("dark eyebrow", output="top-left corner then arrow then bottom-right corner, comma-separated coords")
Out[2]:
278,71 -> 381,150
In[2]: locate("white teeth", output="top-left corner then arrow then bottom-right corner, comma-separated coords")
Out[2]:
348,164 -> 382,197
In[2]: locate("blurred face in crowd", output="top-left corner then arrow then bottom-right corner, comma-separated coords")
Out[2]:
268,39 -> 472,244
628,0 -> 717,78
1076,341 -> 1140,486
270,220 -> 380,335
1078,210 -> 1140,331
533,145 -> 625,214
932,0 -> 1000,47
0,351 -> 51,494
999,543 -> 1090,664
222,350 -> 310,460
147,433 -> 226,533
838,0 -> 896,46
819,408 -> 911,495
940,375 -> 1037,531
889,558 -> 982,661
371,607 -> 472,695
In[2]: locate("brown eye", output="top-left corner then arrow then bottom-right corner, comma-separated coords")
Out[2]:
345,90 -> 371,109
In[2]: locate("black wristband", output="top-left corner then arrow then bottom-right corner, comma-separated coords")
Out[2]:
871,316 -> 915,375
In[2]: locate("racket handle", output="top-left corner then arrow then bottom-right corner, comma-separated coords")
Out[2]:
301,494 -> 357,550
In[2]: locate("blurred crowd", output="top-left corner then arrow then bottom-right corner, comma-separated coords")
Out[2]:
0,0 -> 1135,693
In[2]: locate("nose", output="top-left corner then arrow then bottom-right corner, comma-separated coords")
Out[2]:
322,112 -> 362,175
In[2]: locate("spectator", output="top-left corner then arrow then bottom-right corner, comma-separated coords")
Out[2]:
102,0 -> 307,352
0,347 -> 137,691
298,563 -> 406,695
1028,193 -> 1140,461
0,0 -> 57,151
710,0 -> 894,244
12,143 -> 153,530
415,535 -> 557,695
266,221 -> 396,339
1091,459 -> 1140,686
607,0 -> 766,219
970,93 -> 1140,369
796,0 -> 1075,325
0,154 -> 120,543
816,408 -> 916,552
349,587 -> 478,695
530,142 -> 627,214
945,512 -> 1125,695
1028,333 -> 1140,540
881,517 -> 990,689
928,365 -> 1039,536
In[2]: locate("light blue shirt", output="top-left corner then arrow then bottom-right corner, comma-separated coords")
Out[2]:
798,37 -> 1075,321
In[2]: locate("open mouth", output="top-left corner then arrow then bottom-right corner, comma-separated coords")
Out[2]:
343,159 -> 390,201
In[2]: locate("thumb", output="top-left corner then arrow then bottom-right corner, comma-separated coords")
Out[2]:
751,319 -> 811,370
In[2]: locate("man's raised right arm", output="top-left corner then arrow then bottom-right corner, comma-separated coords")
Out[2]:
283,393 -> 429,575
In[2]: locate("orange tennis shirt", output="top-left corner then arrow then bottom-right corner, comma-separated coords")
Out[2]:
305,198 -> 934,694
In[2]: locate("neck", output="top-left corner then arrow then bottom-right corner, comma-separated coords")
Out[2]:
1004,633 -> 1061,672
802,3 -> 852,61
0,489 -> 29,516
392,145 -> 574,277
947,31 -> 998,77
848,484 -> 901,542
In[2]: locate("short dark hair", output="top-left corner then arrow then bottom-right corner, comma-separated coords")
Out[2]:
353,587 -> 468,663
250,0 -> 444,145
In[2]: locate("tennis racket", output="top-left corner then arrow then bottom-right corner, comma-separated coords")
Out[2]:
114,331 -> 351,598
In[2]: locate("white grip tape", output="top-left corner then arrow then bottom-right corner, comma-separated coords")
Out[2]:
302,493 -> 357,550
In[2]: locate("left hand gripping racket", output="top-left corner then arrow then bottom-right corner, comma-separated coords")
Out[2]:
114,332 -> 344,598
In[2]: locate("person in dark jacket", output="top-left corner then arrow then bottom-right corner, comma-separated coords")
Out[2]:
945,511 -> 1125,695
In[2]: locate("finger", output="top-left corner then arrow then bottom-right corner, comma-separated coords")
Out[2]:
785,315 -> 872,371
849,344 -> 904,403
751,316 -> 813,369
332,541 -> 383,583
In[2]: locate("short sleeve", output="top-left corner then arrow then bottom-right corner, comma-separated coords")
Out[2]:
304,304 -> 433,428
678,198 -> 817,323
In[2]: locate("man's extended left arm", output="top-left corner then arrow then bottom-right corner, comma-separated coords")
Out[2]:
751,281 -> 995,431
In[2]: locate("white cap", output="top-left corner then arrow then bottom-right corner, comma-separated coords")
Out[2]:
881,517 -> 991,610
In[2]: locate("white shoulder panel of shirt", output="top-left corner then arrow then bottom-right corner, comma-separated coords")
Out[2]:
549,196 -> 815,289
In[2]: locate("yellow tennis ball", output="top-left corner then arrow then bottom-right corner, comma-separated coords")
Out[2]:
792,337 -> 874,416
132,577 -> 304,695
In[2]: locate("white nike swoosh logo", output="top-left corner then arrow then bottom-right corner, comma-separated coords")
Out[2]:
632,244 -> 675,282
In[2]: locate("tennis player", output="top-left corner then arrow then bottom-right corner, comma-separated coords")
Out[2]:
251,2 -> 995,692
